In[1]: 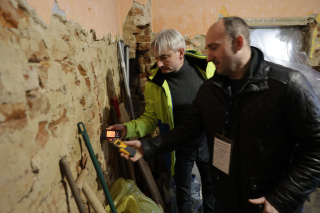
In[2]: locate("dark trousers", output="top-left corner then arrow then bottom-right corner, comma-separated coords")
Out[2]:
174,157 -> 215,213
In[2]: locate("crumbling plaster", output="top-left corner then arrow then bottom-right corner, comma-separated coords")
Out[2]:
25,0 -> 149,39
0,0 -> 123,212
26,0 -> 122,39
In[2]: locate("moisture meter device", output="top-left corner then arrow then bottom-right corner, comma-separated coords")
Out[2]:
111,139 -> 136,158
100,130 -> 121,139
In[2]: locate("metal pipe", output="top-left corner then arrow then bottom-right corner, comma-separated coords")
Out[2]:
124,45 -> 130,86
117,41 -> 135,119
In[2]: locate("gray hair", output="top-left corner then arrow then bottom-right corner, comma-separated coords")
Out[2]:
222,16 -> 250,44
151,29 -> 186,56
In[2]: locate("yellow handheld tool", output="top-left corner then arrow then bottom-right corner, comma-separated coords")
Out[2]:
111,139 -> 136,158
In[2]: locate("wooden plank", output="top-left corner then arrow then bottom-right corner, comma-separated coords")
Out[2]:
137,157 -> 165,209
60,157 -> 87,213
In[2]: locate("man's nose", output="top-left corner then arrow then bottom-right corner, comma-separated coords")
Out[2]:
207,53 -> 214,62
157,60 -> 164,67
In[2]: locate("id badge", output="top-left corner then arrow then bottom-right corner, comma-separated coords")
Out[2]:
213,133 -> 233,175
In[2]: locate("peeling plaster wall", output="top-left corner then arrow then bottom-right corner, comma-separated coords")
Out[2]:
151,0 -> 320,38
119,0 -> 148,35
0,0 -> 123,212
26,0 -> 121,39
25,0 -> 150,39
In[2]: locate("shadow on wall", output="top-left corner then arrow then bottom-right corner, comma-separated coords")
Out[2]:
100,68 -> 122,187
129,55 -> 146,119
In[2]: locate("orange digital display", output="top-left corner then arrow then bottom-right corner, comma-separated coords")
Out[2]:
106,131 -> 116,138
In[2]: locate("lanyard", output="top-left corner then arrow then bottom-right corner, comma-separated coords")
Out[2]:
223,86 -> 232,136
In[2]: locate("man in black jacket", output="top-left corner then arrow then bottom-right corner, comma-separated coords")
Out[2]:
121,17 -> 320,213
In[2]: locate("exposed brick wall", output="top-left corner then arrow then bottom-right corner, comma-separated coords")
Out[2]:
309,19 -> 320,70
0,0 -> 122,212
122,1 -> 154,118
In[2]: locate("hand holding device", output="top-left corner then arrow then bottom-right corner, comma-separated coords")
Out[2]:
100,130 -> 121,139
111,139 -> 136,158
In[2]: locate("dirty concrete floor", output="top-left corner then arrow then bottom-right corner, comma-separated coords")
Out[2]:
303,188 -> 320,213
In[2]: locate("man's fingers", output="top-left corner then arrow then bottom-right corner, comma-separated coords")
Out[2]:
124,140 -> 141,148
249,197 -> 266,205
106,124 -> 123,130
120,153 -> 129,160
106,126 -> 114,130
133,151 -> 143,161
120,151 -> 142,162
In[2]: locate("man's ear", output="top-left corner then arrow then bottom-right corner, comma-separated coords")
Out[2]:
233,36 -> 244,52
178,48 -> 185,59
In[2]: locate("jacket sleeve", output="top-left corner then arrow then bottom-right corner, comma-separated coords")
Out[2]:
266,71 -> 320,212
124,82 -> 158,138
141,103 -> 204,161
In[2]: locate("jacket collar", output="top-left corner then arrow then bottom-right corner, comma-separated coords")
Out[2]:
150,67 -> 165,87
212,46 -> 269,93
248,46 -> 269,82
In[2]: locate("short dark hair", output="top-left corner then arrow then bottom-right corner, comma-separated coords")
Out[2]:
222,16 -> 250,44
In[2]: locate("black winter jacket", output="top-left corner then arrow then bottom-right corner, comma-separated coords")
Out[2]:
141,47 -> 320,213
